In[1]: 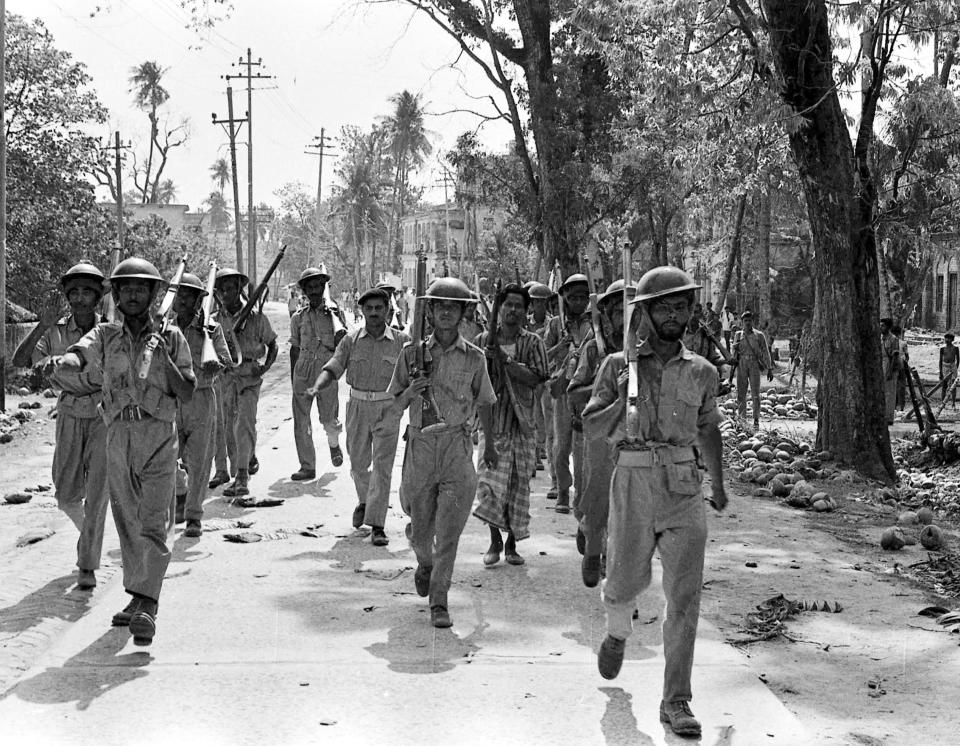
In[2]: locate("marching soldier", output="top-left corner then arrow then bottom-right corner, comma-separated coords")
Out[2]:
583,266 -> 726,738
289,265 -> 344,480
474,283 -> 549,567
543,273 -> 592,513
307,286 -> 410,545
525,281 -> 554,474
566,280 -> 624,587
54,258 -> 196,645
215,267 -> 279,497
388,277 -> 497,629
173,272 -> 236,537
12,263 -> 109,589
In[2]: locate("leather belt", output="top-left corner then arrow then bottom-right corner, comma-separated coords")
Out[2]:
118,404 -> 151,421
350,389 -> 393,402
617,445 -> 695,467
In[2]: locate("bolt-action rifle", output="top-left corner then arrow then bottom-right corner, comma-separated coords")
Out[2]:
137,254 -> 187,380
234,245 -> 286,334
623,243 -> 640,443
405,251 -> 445,433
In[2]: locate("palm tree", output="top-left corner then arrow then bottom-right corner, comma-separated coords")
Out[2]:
128,61 -> 169,203
156,179 -> 177,205
204,192 -> 230,231
209,157 -> 231,197
333,127 -> 389,288
382,91 -> 433,269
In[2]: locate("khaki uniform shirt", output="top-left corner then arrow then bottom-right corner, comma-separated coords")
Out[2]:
69,319 -> 195,423
583,341 -> 721,451
33,314 -> 103,419
215,307 -> 277,380
324,325 -> 411,391
543,313 -> 592,376
388,333 -> 496,431
181,316 -> 234,390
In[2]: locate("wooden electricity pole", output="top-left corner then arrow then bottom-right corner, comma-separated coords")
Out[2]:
227,49 -> 272,285
212,86 -> 248,273
305,129 -> 337,265
100,131 -> 130,321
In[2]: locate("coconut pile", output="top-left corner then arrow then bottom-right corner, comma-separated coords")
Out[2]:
0,408 -> 32,445
719,388 -> 817,420
719,421 -> 840,512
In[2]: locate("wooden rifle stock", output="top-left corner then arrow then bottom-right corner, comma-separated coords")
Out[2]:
623,245 -> 640,442
137,254 -> 187,380
234,245 -> 286,333
583,252 -> 605,358
200,260 -> 222,371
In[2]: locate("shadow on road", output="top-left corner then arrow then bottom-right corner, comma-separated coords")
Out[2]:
0,575 -> 93,637
1,628 -> 150,710
599,686 -> 655,745
266,473 -> 337,500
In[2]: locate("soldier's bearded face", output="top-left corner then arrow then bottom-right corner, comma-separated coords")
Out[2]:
647,297 -> 691,343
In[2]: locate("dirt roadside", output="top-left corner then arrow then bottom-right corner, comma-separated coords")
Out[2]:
2,317 -> 959,744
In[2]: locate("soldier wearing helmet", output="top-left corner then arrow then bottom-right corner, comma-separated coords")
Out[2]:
289,264 -> 345,481
565,279 -> 628,587
12,262 -> 109,591
307,285 -> 411,546
55,256 -> 196,646
543,272 -> 592,513
524,281 -> 554,475
172,272 -> 237,537
581,265 -> 726,738
212,266 -> 279,497
682,302 -> 724,370
387,275 -> 498,629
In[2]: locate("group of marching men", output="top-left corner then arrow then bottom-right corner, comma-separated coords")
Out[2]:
18,252 -> 737,737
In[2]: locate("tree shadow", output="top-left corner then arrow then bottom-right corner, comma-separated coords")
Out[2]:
266,473 -> 336,499
599,687 -> 655,745
0,575 -> 92,637
365,607 -> 487,674
1,628 -> 150,710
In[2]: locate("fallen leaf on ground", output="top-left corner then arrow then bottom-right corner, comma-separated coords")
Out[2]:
16,527 -> 55,546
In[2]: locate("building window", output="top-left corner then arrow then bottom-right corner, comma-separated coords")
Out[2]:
937,275 -> 945,312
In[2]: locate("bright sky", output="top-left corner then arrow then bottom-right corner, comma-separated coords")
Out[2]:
8,0 -> 514,211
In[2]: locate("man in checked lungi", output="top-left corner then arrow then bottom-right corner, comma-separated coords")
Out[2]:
473,283 -> 549,567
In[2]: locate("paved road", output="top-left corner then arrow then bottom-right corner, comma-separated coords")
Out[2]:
0,304 -> 810,745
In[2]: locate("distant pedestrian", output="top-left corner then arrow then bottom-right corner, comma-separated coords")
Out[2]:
937,332 -> 958,408
880,318 -> 899,425
732,310 -> 772,432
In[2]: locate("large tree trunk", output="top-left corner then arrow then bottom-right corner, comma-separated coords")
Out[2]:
715,193 -> 747,312
757,185 -> 771,321
764,0 -> 894,481
513,0 -> 577,275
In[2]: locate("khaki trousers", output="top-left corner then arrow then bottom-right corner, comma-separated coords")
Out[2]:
107,417 -> 178,601
345,397 -> 401,527
53,412 -> 109,570
292,384 -> 342,471
602,457 -> 707,703
736,360 -> 762,423
553,394 -> 582,494
213,379 -> 238,475
177,387 -> 216,520
399,429 -> 477,608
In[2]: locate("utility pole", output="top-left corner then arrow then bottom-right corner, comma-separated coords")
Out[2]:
304,129 -> 337,265
100,131 -> 131,321
0,0 -> 6,412
226,49 -> 272,285
212,86 -> 248,273
434,172 -> 456,272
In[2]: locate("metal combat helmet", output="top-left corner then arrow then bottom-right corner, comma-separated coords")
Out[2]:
215,267 -> 250,287
526,281 -> 554,300
61,262 -> 106,294
559,273 -> 589,294
298,265 -> 330,287
598,279 -> 626,310
630,266 -> 701,305
109,257 -> 162,284
422,277 -> 475,302
177,272 -> 207,296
